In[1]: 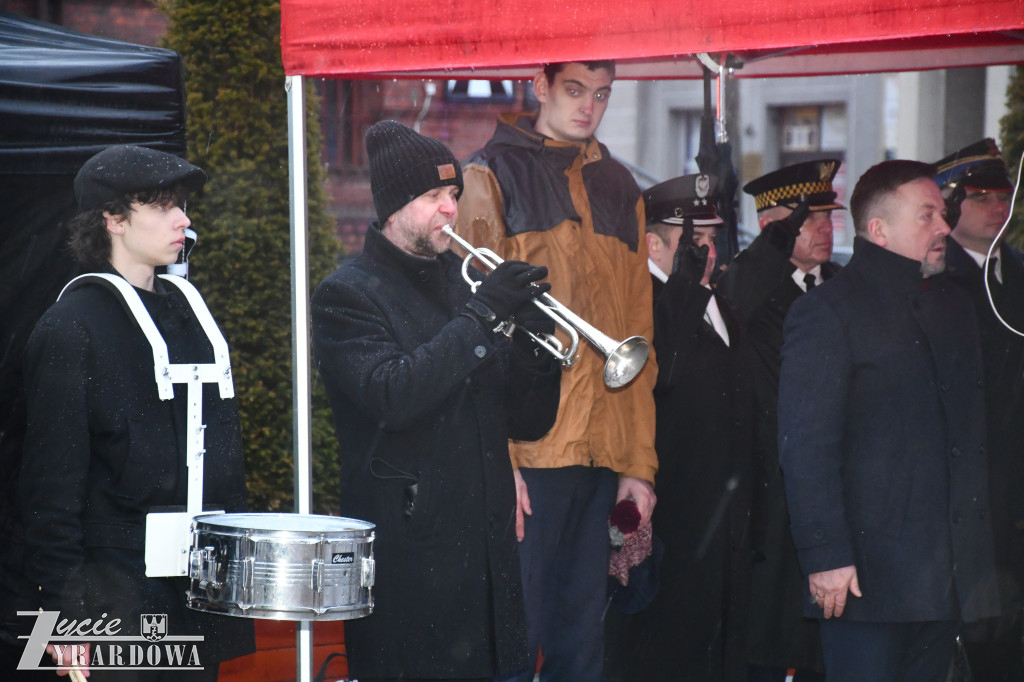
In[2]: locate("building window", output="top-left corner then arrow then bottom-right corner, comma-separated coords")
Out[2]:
780,105 -> 847,157
782,106 -> 821,153
777,104 -> 850,241
318,80 -> 384,170
445,80 -> 516,103
669,109 -> 704,176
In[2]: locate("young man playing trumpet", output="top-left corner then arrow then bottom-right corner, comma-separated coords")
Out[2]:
311,120 -> 561,682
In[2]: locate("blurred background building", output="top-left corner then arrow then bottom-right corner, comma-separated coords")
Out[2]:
3,0 -> 1014,260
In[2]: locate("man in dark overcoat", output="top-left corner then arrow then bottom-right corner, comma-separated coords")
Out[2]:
716,160 -> 844,681
778,159 -> 1000,680
311,121 -> 561,682
934,139 -> 1024,680
604,173 -> 753,682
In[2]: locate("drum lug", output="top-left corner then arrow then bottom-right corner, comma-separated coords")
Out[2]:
189,546 -> 221,587
361,556 -> 375,588
312,558 -> 324,593
241,556 -> 254,590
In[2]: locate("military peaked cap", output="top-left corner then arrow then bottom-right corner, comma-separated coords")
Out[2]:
934,138 -> 1012,193
743,159 -> 844,212
644,173 -> 723,226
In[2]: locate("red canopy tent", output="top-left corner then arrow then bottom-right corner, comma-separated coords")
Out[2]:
281,0 -> 1024,79
277,3 -> 1023,678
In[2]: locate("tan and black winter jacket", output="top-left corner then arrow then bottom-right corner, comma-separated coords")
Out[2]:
456,113 -> 658,484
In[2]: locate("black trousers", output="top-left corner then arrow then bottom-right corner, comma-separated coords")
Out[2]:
961,612 -> 1024,681
513,466 -> 618,682
819,619 -> 958,682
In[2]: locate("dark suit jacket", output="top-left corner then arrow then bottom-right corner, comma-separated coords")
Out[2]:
716,233 -> 838,669
650,272 -> 665,307
652,274 -> 753,680
945,238 -> 1024,622
607,272 -> 752,681
779,237 -> 1000,623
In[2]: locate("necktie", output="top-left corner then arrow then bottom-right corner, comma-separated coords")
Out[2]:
987,257 -> 1001,287
803,273 -> 817,291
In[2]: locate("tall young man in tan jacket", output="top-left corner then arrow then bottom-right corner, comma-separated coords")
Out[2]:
457,60 -> 658,681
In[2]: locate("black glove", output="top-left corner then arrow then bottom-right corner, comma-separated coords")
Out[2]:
464,260 -> 550,328
761,199 -> 810,257
671,218 -> 709,286
511,300 -> 556,338
509,302 -> 558,365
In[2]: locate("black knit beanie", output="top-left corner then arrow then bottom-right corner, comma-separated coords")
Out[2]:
366,120 -> 463,224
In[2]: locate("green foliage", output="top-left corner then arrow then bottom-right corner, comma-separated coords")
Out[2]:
1000,66 -> 1024,251
160,0 -> 341,513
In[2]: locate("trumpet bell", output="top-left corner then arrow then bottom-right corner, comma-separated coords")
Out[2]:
603,336 -> 650,388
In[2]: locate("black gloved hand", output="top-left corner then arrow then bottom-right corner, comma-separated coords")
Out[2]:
761,199 -> 810,258
509,302 -> 558,365
671,218 -> 709,286
464,260 -> 550,328
511,300 -> 556,338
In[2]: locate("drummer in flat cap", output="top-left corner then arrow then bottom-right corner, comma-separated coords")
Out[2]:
19,145 -> 254,679
605,173 -> 753,681
936,139 -> 1024,680
717,159 -> 846,682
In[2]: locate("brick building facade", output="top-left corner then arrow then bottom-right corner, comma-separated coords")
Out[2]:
1,0 -> 529,255
318,78 -> 530,255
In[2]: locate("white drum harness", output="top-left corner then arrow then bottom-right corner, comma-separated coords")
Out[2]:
58,273 -> 233,577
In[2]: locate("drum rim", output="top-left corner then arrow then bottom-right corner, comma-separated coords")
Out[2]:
193,512 -> 375,533
186,596 -> 374,621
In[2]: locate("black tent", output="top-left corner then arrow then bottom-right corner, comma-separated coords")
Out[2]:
0,11 -> 188,657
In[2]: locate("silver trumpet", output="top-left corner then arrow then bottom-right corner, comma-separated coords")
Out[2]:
442,225 -> 650,389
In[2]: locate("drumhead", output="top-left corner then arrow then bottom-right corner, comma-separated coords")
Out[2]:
194,512 -> 374,534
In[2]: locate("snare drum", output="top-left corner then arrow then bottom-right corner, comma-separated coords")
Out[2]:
186,513 -> 375,620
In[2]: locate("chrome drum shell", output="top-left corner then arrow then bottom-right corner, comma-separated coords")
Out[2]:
186,513 -> 375,621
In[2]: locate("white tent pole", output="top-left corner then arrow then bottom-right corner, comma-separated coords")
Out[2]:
285,73 -> 315,682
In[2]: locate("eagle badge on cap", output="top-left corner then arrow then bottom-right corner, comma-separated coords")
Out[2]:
695,174 -> 711,199
819,161 -> 836,181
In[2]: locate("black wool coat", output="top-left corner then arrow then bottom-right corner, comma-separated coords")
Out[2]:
310,225 -> 561,680
19,272 -> 254,663
778,237 -> 1000,624
945,239 -> 1024,633
606,273 -> 753,682
716,233 -> 839,670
